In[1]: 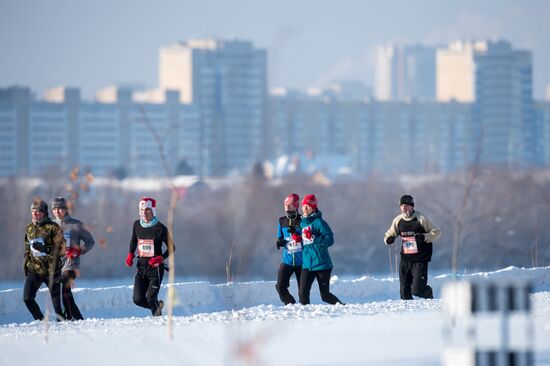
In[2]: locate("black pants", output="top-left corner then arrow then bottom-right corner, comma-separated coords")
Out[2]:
23,270 -> 64,321
60,270 -> 84,320
399,260 -> 432,300
299,268 -> 342,305
276,263 -> 302,305
133,261 -> 165,316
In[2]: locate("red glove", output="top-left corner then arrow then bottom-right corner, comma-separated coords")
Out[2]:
148,255 -> 163,268
291,233 -> 302,243
303,227 -> 313,240
126,252 -> 134,267
66,247 -> 81,259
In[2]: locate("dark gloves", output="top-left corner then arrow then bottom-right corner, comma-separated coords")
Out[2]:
415,234 -> 425,244
125,252 -> 134,267
385,236 -> 395,245
148,256 -> 164,268
66,247 -> 81,259
23,262 -> 28,277
276,238 -> 286,250
31,241 -> 48,253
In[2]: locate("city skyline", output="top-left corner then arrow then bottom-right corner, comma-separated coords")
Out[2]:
1,0 -> 549,99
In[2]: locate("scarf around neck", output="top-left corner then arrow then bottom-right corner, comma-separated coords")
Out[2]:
140,216 -> 159,228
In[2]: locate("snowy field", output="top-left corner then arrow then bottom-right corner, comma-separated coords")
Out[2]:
1,266 -> 549,365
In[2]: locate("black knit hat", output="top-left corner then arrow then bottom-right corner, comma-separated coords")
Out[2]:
31,199 -> 48,214
52,197 -> 68,209
399,195 -> 414,207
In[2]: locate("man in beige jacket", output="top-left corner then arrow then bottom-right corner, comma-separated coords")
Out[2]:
384,195 -> 441,300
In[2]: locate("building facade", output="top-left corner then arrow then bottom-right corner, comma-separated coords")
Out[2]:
0,87 -> 201,178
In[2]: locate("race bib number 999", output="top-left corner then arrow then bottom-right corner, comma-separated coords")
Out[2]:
138,239 -> 155,257
401,236 -> 418,254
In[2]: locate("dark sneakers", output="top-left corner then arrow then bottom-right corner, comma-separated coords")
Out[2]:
424,285 -> 433,299
153,300 -> 164,316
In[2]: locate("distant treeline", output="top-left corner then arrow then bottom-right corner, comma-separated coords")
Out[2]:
2,168 -> 550,282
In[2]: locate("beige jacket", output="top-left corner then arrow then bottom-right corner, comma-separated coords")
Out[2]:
384,210 -> 441,244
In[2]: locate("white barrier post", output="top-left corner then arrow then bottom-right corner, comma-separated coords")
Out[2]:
441,280 -> 533,366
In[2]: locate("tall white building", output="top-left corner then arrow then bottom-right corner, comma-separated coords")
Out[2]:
436,41 -> 486,103
159,38 -> 267,176
375,45 -> 436,101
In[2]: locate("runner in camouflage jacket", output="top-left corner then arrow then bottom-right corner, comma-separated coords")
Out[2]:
23,199 -> 66,321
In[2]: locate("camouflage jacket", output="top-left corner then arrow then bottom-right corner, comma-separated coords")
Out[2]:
23,216 -> 66,276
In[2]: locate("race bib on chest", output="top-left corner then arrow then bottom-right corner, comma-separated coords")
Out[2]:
138,239 -> 155,257
30,237 -> 47,257
401,236 -> 418,254
286,239 -> 303,253
64,231 -> 71,248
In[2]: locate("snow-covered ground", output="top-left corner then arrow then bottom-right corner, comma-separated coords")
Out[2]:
1,266 -> 549,365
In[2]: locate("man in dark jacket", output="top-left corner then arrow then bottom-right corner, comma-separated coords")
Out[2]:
275,193 -> 303,305
23,199 -> 66,321
126,197 -> 174,316
384,195 -> 441,300
52,196 -> 95,320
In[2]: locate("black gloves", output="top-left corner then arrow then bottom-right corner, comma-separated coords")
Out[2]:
385,236 -> 395,245
276,238 -> 286,250
415,234 -> 425,244
288,226 -> 297,234
22,262 -> 28,276
31,241 -> 48,253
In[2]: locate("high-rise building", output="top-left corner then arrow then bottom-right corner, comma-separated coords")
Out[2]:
159,38 -> 267,176
437,40 -> 534,167
374,44 -> 436,101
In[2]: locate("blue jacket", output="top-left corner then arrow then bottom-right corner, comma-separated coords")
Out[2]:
300,210 -> 334,271
277,214 -> 303,266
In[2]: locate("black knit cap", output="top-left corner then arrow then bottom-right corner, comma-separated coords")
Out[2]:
399,195 -> 414,207
52,197 -> 68,209
31,199 -> 48,214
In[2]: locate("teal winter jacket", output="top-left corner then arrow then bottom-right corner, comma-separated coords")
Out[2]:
300,210 -> 334,271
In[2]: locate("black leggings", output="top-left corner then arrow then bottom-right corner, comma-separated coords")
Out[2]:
133,262 -> 165,316
60,270 -> 84,320
299,268 -> 342,305
23,270 -> 64,321
276,263 -> 302,305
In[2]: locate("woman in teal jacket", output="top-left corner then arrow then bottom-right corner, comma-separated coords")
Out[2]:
298,194 -> 343,305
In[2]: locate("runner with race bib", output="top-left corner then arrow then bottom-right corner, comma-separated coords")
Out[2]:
383,195 -> 441,300
125,197 -> 175,317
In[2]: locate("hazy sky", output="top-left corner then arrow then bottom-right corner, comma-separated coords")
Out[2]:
1,0 -> 549,99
